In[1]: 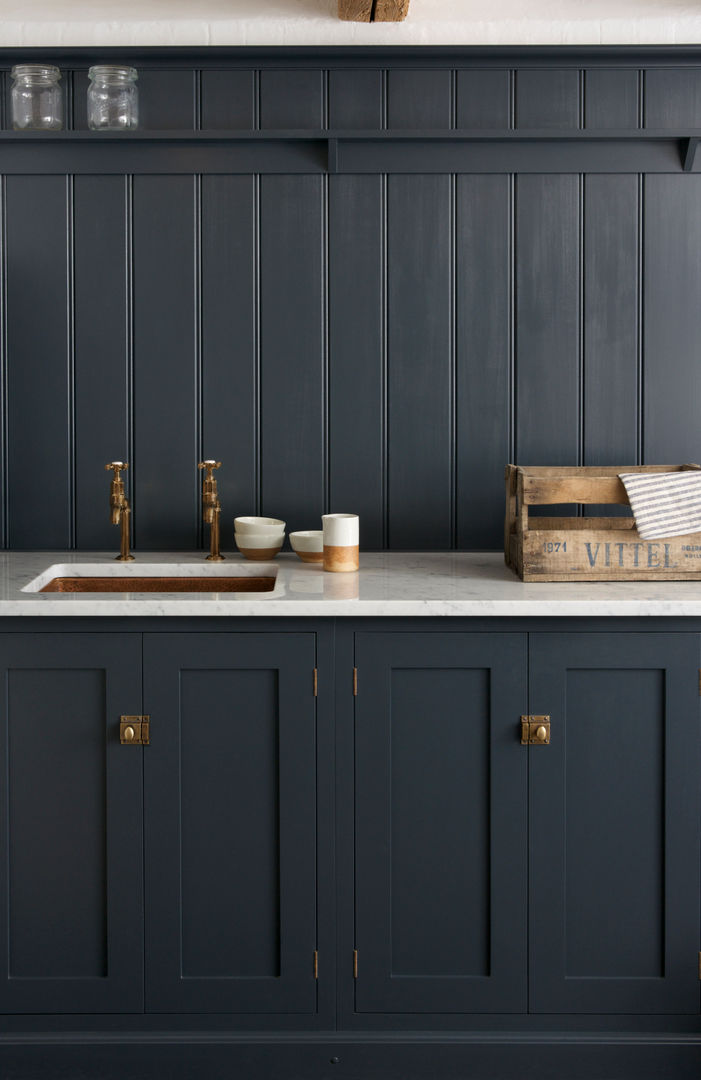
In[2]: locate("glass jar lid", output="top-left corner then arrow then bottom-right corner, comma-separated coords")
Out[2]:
88,65 -> 138,83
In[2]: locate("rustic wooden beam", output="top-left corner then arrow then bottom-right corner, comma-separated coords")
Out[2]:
338,0 -> 410,21
338,0 -> 373,21
373,0 -> 410,20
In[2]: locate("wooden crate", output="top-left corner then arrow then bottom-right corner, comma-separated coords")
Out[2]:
338,0 -> 410,21
505,464 -> 701,581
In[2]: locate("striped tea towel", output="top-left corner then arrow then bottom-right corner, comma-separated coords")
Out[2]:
619,471 -> 701,540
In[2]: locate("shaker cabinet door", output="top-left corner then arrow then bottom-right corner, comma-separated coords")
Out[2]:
143,632 -> 317,1014
529,633 -> 701,1014
0,633 -> 144,1013
354,632 -> 528,1014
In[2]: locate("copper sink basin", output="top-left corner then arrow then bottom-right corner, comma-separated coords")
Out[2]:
41,575 -> 276,593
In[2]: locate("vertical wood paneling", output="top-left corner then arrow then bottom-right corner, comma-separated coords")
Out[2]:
132,176 -> 198,549
645,69 -> 701,126
328,176 -> 384,548
74,176 -> 129,549
388,176 -> 452,548
516,69 -> 580,128
329,70 -> 384,129
583,176 -> 639,468
516,176 -> 580,468
643,176 -> 701,463
201,70 -> 256,129
585,69 -> 639,128
201,176 -> 258,520
260,176 -> 323,535
260,71 -> 324,129
6,176 -> 70,548
387,70 -> 453,129
456,70 -> 511,128
456,175 -> 511,548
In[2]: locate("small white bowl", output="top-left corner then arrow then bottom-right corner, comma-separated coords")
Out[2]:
235,516 -> 285,537
235,532 -> 283,561
289,530 -> 323,563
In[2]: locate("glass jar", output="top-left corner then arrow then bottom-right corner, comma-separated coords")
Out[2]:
11,65 -> 63,130
87,66 -> 138,131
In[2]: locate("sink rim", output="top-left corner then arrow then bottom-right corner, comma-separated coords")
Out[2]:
22,561 -> 280,595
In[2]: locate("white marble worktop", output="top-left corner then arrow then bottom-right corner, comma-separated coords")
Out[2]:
2,549 -> 701,616
1,0 -> 700,49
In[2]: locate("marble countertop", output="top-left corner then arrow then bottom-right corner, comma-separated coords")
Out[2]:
1,0 -> 699,49
2,549 -> 701,616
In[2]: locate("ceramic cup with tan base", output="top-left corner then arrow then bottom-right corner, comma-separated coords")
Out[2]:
322,513 -> 359,572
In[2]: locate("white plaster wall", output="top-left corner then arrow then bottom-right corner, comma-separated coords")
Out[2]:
0,0 -> 699,48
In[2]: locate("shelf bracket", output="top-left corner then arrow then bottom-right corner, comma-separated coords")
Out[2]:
682,137 -> 699,172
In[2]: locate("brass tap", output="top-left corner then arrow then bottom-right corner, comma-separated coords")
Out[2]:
105,462 -> 134,561
198,460 -> 224,561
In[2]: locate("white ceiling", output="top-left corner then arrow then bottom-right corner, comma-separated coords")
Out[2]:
0,0 -> 700,47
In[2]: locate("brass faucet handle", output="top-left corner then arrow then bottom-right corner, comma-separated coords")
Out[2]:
105,461 -> 129,479
198,460 -> 221,479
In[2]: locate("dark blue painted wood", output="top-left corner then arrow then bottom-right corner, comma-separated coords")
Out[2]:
515,176 -> 580,479
201,70 -> 256,129
260,70 -> 324,129
456,174 -> 511,548
201,175 -> 258,526
387,175 -> 452,548
74,176 -> 129,549
328,175 -> 384,548
583,175 -> 639,468
328,69 -> 383,129
132,176 -> 198,549
259,176 -> 324,535
387,69 -> 453,129
645,68 -> 701,127
354,632 -> 528,1013
643,175 -> 701,464
0,633 -> 143,1012
516,69 -> 581,128
529,633 -> 701,1014
6,176 -> 71,548
585,69 -> 639,128
456,69 -> 511,128
143,632 -> 317,1013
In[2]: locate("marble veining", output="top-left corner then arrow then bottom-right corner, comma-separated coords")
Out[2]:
2,550 -> 701,616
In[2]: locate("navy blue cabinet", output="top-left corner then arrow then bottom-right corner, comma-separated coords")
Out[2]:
143,633 -> 318,1014
529,633 -> 701,1015
354,632 -> 529,1013
352,630 -> 701,1018
0,634 -> 144,1013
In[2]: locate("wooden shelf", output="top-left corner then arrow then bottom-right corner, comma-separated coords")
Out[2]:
0,128 -> 699,173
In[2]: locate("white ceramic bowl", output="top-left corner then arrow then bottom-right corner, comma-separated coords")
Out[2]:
289,530 -> 323,563
235,516 -> 285,537
235,532 -> 283,561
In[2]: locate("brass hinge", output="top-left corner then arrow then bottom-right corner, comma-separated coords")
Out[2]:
353,668 -> 358,696
120,715 -> 150,745
313,668 -> 318,697
353,949 -> 358,978
313,949 -> 319,979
